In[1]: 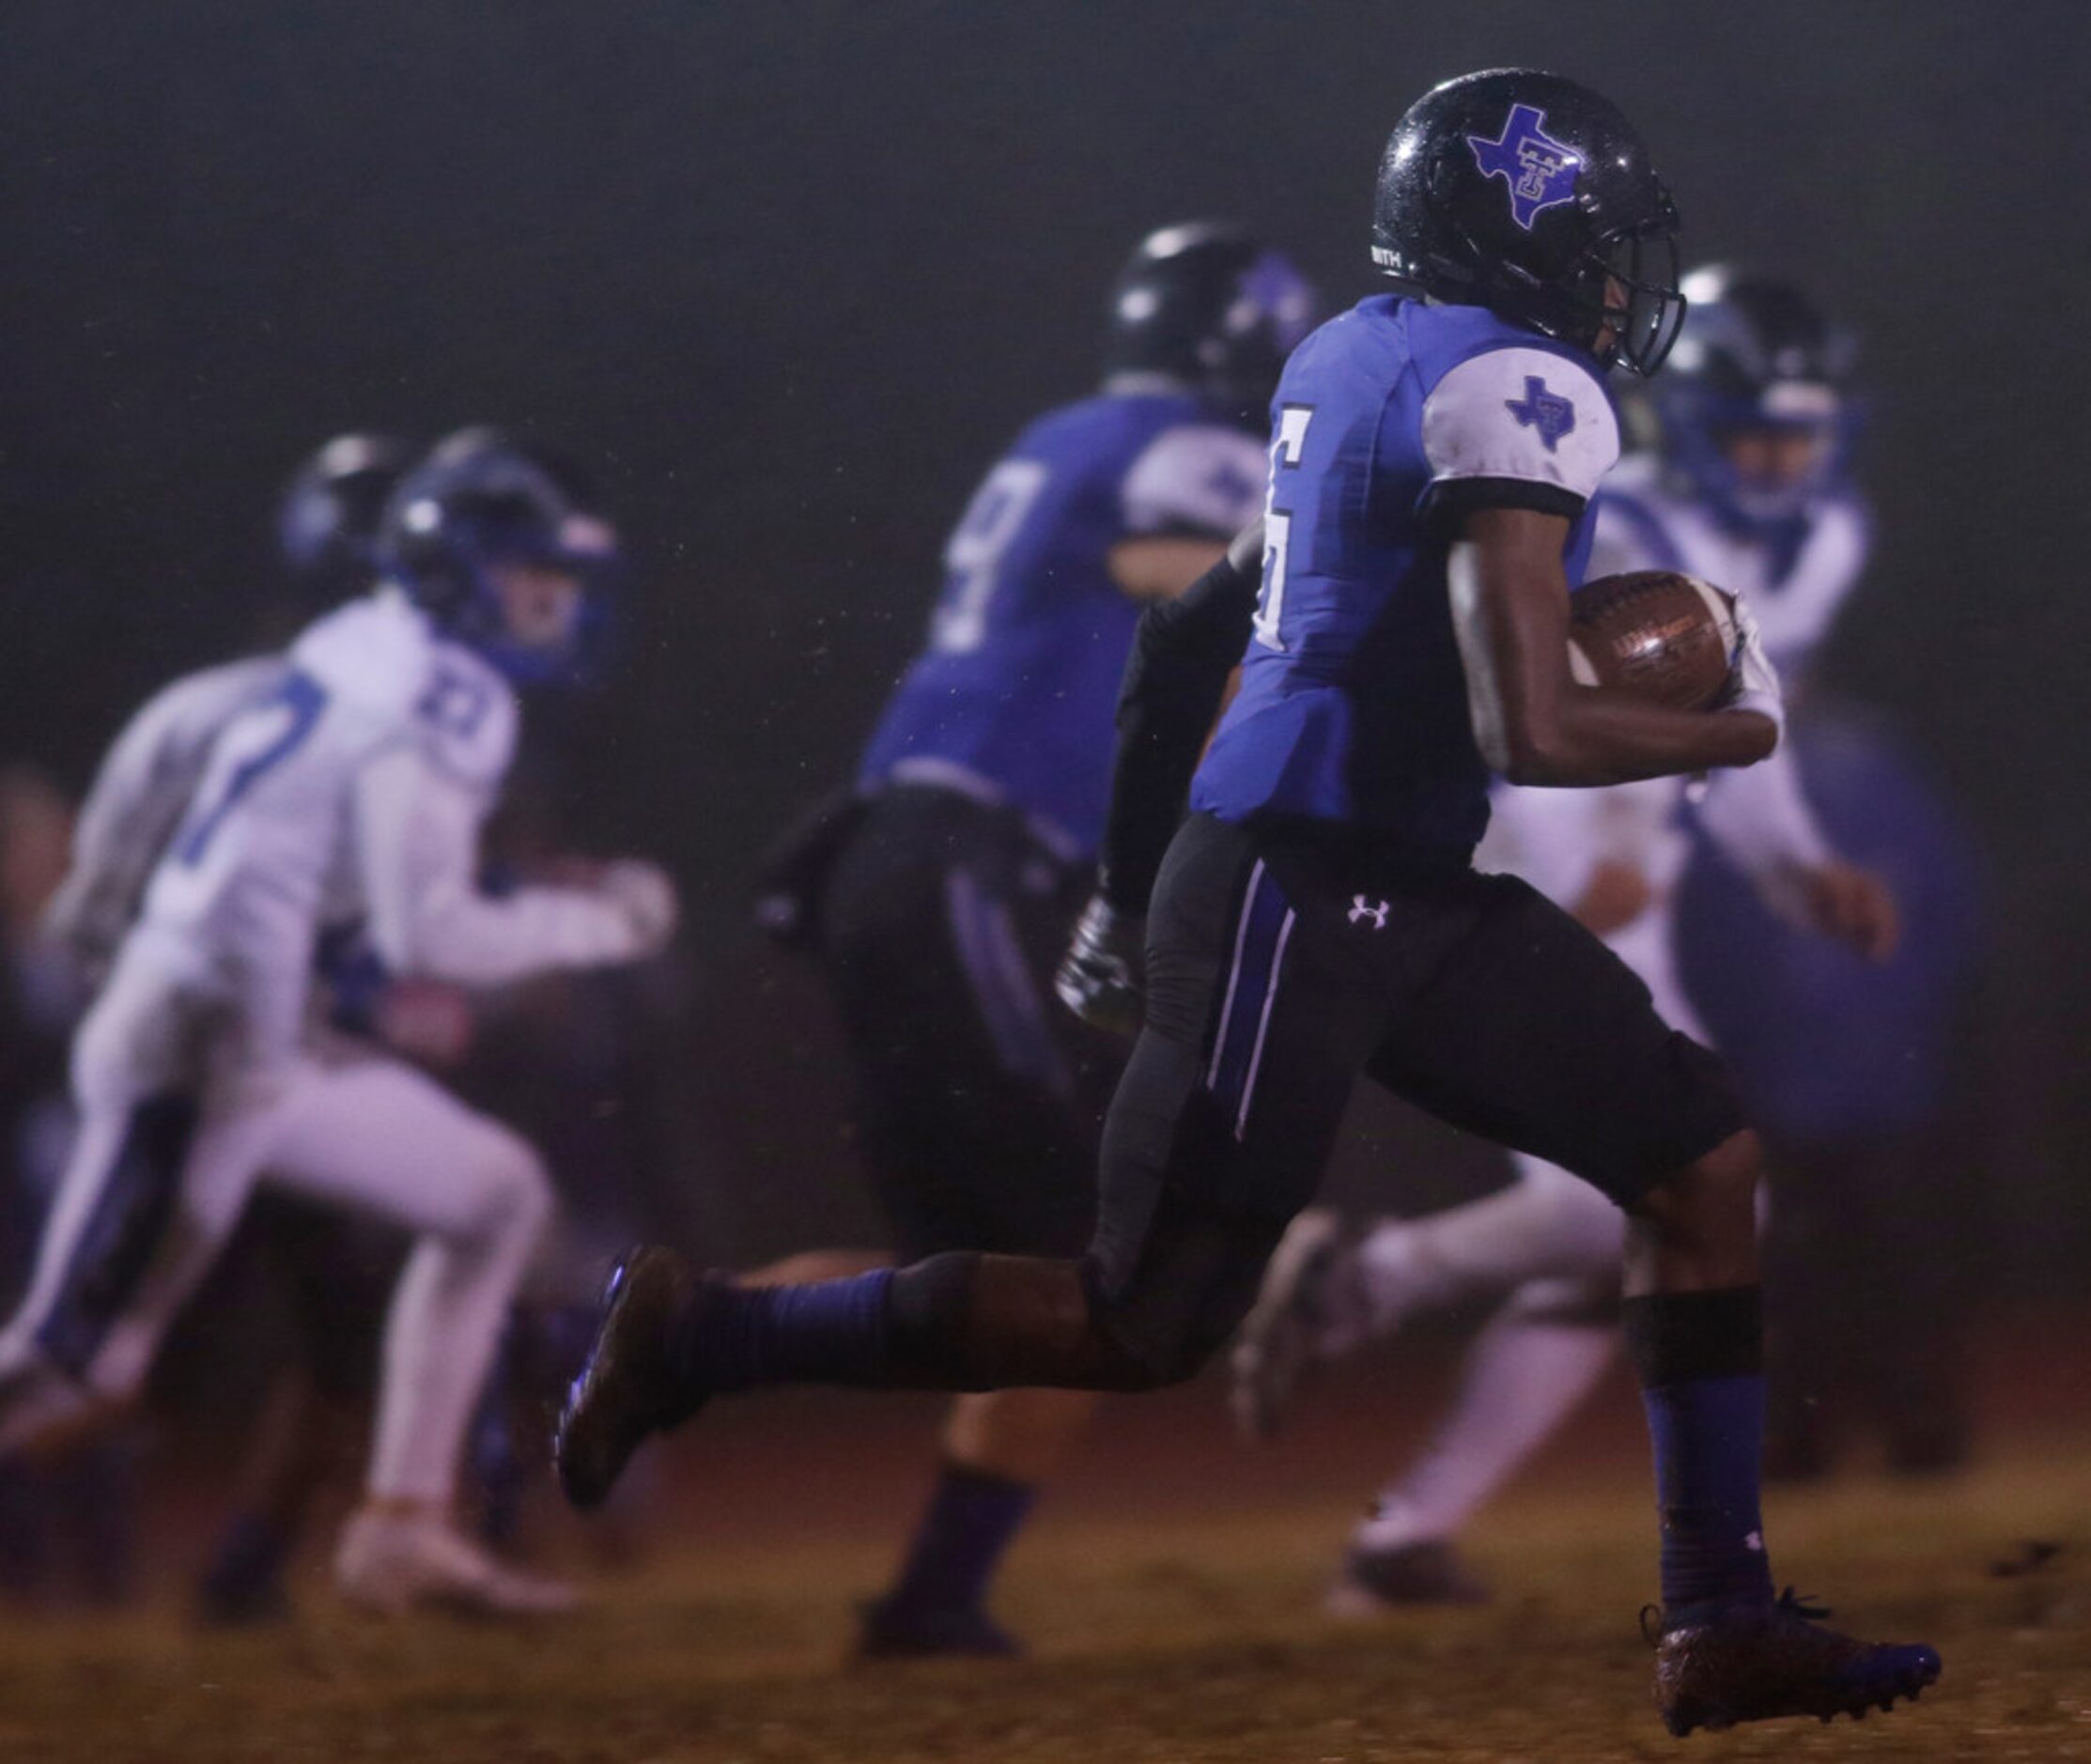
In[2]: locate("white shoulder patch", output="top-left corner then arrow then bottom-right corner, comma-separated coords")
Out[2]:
1420,347 -> 1619,503
1121,425 -> 1266,538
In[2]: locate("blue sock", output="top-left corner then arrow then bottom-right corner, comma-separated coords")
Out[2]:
673,1270 -> 895,1391
882,1462 -> 1036,1617
1623,1288 -> 1776,1625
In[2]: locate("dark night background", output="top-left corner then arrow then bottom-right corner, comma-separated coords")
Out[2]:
3,3 -> 2086,1283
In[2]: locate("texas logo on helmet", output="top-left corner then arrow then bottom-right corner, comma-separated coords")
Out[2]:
1467,103 -> 1584,230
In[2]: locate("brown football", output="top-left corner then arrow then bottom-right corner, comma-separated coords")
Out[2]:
1568,570 -> 1736,711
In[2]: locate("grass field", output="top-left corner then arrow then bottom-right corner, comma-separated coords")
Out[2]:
0,1329 -> 2083,1762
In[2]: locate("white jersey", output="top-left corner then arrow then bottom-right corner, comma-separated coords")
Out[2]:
42,655 -> 287,970
1590,453 -> 1870,681
128,588 -> 646,1076
1478,774 -> 1690,923
0,592 -> 668,1509
1483,457 -> 1874,953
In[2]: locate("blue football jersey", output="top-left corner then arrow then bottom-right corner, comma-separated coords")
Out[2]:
1192,297 -> 1620,856
860,391 -> 1265,854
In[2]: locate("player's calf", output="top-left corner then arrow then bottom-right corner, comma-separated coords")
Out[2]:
556,1246 -> 1200,1509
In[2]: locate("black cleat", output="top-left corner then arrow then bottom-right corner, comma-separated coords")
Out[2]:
1650,1589 -> 1942,1736
194,1514 -> 295,1628
1325,1538 -> 1491,1614
854,1595 -> 1023,1663
552,1246 -> 704,1511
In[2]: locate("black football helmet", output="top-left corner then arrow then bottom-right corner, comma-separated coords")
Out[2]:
378,427 -> 620,684
1104,222 -> 1318,422
1654,265 -> 1859,525
277,432 -> 413,601
1371,70 -> 1684,376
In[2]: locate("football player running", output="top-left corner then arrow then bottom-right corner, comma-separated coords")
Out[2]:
558,72 -> 1939,1733
44,432 -> 416,1624
3,428 -> 676,1616
1229,271 -> 1904,1612
747,223 -> 1309,1657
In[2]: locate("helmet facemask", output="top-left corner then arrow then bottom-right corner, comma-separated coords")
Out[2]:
453,511 -> 620,686
1654,267 -> 1862,527
1592,228 -> 1687,377
383,441 -> 623,689
1667,390 -> 1857,526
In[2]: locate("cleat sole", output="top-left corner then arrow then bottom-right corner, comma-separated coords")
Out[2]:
1659,1645 -> 1942,1734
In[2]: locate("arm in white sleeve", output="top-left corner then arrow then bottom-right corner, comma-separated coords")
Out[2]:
1693,739 -> 1834,881
41,766 -> 155,967
44,659 -> 283,965
353,743 -> 646,986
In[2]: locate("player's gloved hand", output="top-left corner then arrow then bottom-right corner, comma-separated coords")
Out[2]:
1054,893 -> 1145,1037
599,859 -> 679,956
1717,588 -> 1786,741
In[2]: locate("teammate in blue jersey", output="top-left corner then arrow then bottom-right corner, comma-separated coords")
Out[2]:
747,223 -> 1307,1657
858,228 -> 1287,853
560,71 -> 1941,1734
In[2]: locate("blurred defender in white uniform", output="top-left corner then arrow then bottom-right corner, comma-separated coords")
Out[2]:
1231,270 -> 1901,1607
1,429 -> 675,1615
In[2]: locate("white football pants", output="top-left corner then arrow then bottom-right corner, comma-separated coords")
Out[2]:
0,939 -> 550,1506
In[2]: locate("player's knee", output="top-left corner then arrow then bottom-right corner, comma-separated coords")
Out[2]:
1636,1129 -> 1762,1246
1685,1129 -> 1764,1214
1082,1291 -> 1238,1392
1505,1272 -> 1620,1329
504,1148 -> 555,1242
468,1129 -> 553,1248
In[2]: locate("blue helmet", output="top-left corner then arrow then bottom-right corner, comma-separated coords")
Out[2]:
1105,222 -> 1318,424
278,432 -> 413,601
1653,266 -> 1860,529
378,428 -> 621,685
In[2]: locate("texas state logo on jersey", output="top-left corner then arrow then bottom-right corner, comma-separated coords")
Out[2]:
1192,297 -> 1620,855
1591,453 -> 1872,680
859,391 -> 1265,854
